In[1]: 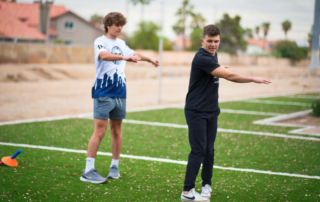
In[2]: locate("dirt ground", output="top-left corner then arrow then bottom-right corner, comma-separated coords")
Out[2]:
0,63 -> 319,122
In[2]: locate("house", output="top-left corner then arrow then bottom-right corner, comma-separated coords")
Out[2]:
246,38 -> 276,55
171,36 -> 191,51
0,1 -> 104,45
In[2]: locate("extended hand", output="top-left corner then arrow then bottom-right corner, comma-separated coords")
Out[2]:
149,59 -> 159,67
252,77 -> 272,84
123,56 -> 141,63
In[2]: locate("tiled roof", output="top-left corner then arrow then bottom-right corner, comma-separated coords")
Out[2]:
0,9 -> 46,39
172,36 -> 191,51
0,1 -> 67,40
248,38 -> 276,52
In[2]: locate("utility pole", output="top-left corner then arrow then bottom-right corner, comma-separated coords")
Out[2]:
158,0 -> 164,104
308,0 -> 320,70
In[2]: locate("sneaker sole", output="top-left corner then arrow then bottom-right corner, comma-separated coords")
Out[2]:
80,176 -> 107,184
107,175 -> 120,179
181,199 -> 210,202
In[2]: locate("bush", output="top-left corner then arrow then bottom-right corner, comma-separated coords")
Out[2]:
272,40 -> 308,62
129,21 -> 173,51
310,99 -> 320,117
188,27 -> 203,51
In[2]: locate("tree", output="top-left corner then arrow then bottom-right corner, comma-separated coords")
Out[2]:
190,13 -> 206,29
131,0 -> 153,22
129,21 -> 172,51
90,14 -> 104,26
261,22 -> 270,50
261,22 -> 270,40
281,20 -> 292,40
255,26 -> 260,39
215,13 -> 247,55
188,27 -> 203,51
243,28 -> 253,39
188,13 -> 206,51
273,40 -> 308,62
172,0 -> 194,50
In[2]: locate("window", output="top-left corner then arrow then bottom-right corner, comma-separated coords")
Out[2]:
64,21 -> 75,31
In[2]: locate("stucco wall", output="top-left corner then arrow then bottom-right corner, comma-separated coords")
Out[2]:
0,43 -> 309,66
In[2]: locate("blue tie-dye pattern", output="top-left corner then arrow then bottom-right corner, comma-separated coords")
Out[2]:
92,71 -> 126,98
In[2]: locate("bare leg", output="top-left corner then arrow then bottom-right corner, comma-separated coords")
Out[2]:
110,119 -> 123,160
87,118 -> 108,158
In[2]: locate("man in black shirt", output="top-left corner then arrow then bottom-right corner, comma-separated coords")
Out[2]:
181,25 -> 271,201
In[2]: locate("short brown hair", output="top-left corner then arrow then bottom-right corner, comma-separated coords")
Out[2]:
103,12 -> 127,33
202,24 -> 220,38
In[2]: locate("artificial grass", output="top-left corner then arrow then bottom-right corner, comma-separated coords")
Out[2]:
127,108 -> 310,136
1,146 -> 319,202
1,95 -> 319,201
1,118 -> 319,176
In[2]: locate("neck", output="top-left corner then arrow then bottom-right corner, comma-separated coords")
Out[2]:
105,32 -> 117,40
202,47 -> 215,56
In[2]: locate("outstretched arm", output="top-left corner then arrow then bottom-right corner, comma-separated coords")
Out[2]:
99,51 -> 141,63
134,52 -> 159,67
211,66 -> 271,84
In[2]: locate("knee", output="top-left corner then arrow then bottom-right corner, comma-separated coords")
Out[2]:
205,148 -> 214,156
111,130 -> 122,139
191,146 -> 206,156
93,130 -> 105,141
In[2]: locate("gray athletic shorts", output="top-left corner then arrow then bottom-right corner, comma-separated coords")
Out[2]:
93,97 -> 126,120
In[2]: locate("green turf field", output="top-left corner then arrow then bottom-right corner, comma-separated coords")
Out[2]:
1,93 -> 319,201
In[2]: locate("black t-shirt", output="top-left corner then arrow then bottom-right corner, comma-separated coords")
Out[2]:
185,48 -> 221,112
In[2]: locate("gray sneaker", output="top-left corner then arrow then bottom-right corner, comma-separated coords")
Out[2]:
80,169 -> 107,184
107,165 -> 120,179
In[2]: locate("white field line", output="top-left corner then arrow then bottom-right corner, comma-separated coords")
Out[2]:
0,90 -> 318,127
1,142 -> 319,180
287,95 -> 320,99
130,106 -> 283,116
253,110 -> 312,126
220,109 -> 282,116
289,127 -> 320,136
218,90 -> 320,103
0,113 -> 93,126
122,119 -> 320,141
242,99 -> 310,106
0,109 -> 281,127
254,110 -> 320,136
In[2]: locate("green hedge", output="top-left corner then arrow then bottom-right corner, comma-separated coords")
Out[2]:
310,99 -> 320,117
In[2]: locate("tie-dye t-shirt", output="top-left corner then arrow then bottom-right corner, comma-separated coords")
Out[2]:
92,35 -> 135,98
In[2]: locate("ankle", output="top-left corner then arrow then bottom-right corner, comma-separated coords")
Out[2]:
183,191 -> 189,194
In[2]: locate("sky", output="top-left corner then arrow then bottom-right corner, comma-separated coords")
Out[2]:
19,0 -> 315,46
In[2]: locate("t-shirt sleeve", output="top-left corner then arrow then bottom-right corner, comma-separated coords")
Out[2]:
124,44 -> 135,56
94,39 -> 108,61
197,55 -> 221,74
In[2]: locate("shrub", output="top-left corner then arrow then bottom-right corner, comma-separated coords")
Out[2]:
310,99 -> 320,117
272,40 -> 308,62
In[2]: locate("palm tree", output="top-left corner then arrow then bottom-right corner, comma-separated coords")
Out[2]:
281,20 -> 292,40
173,0 -> 194,50
255,26 -> 260,39
261,22 -> 270,50
131,0 -> 153,22
190,13 -> 206,29
261,22 -> 270,40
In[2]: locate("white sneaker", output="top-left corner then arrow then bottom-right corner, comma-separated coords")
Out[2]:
181,188 -> 210,201
201,184 -> 212,198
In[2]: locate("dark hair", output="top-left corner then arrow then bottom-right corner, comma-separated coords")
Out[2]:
103,12 -> 127,33
202,24 -> 220,38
